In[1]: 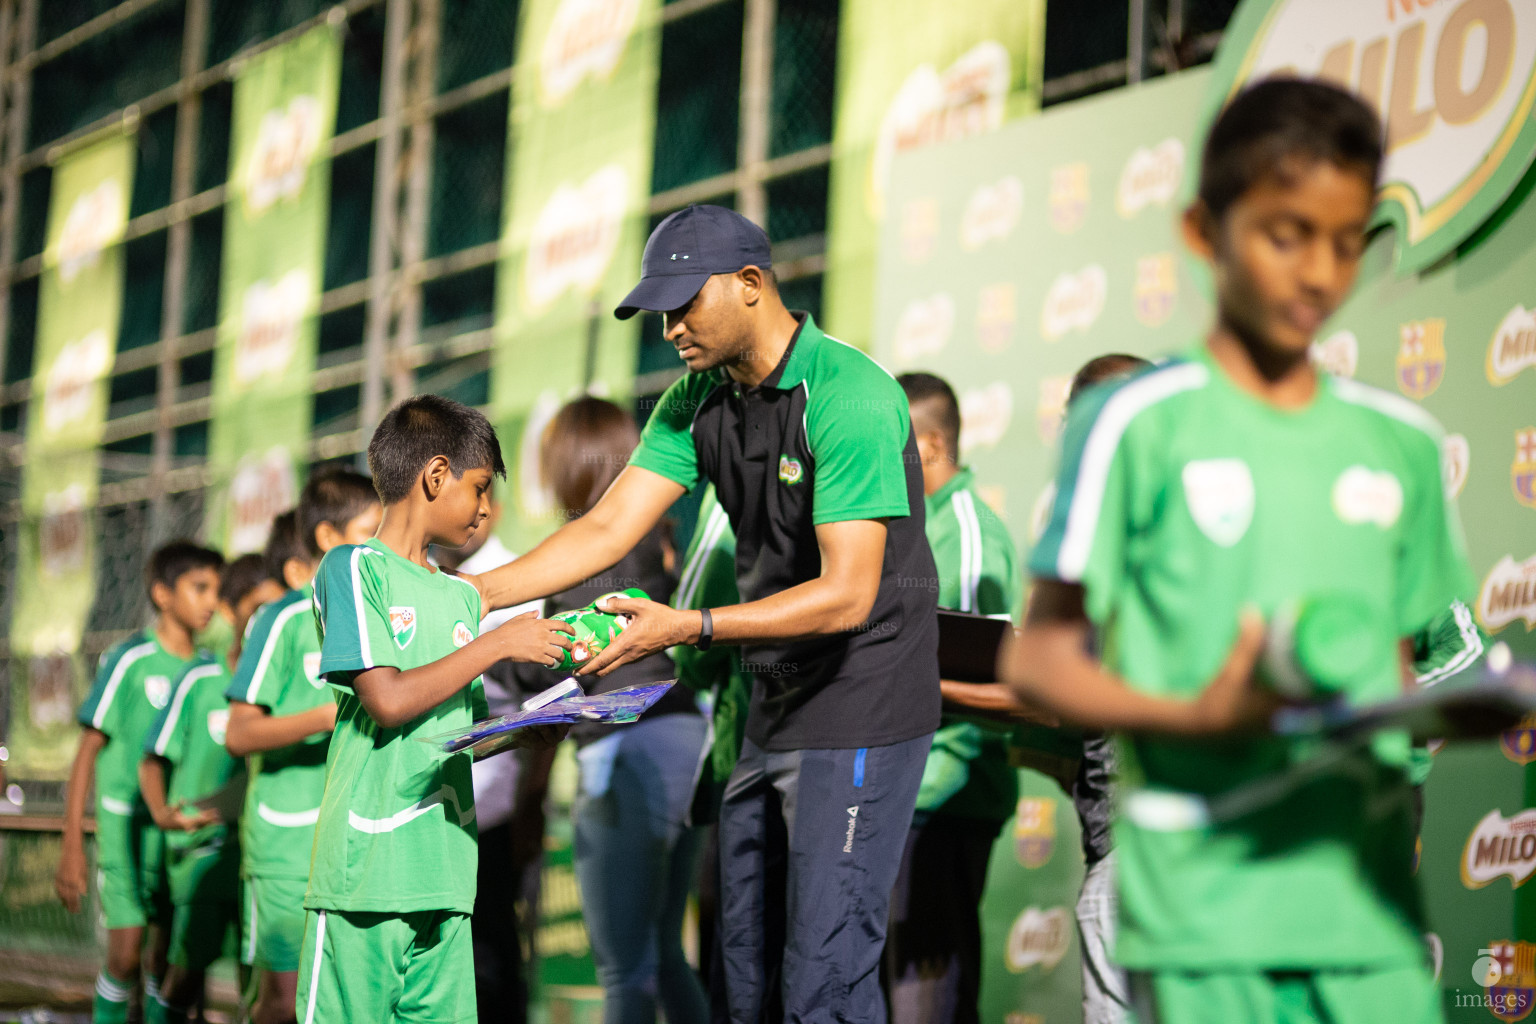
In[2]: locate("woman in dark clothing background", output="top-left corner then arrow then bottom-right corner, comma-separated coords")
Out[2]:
531,396 -> 709,1024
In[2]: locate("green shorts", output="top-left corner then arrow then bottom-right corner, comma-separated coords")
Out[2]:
169,897 -> 240,971
94,806 -> 169,930
296,909 -> 475,1024
242,876 -> 308,973
1128,963 -> 1442,1024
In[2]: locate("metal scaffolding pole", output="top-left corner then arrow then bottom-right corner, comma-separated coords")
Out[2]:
0,0 -> 36,418
361,0 -> 413,434
149,0 -> 209,541
392,0 -> 439,400
736,0 -> 775,227
1127,0 -> 1149,84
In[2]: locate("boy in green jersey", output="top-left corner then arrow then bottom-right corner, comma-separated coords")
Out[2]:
139,654 -> 244,1024
218,553 -> 287,672
889,372 -> 1022,1024
58,542 -> 224,1024
225,473 -> 382,1024
1003,79 -> 1475,1024
297,395 -> 574,1023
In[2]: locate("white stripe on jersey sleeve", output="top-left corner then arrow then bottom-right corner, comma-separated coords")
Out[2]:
1330,377 -> 1445,440
90,641 -> 158,730
153,664 -> 221,756
243,600 -> 308,703
1057,363 -> 1208,581
351,547 -> 375,667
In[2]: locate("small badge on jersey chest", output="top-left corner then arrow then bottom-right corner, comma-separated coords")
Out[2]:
207,708 -> 229,745
389,606 -> 417,649
1181,458 -> 1254,547
303,651 -> 323,688
146,675 -> 172,710
453,621 -> 474,648
778,455 -> 804,485
1331,466 -> 1403,529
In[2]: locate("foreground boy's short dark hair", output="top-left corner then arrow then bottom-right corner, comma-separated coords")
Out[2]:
220,553 -> 272,607
298,469 -> 379,558
262,509 -> 307,583
146,541 -> 224,599
1199,76 -> 1384,220
367,395 -> 506,506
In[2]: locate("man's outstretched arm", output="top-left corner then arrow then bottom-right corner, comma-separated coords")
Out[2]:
470,465 -> 687,611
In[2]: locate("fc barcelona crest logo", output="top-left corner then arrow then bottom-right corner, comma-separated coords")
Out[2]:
1503,715 -> 1536,766
389,606 -> 417,650
1048,162 -> 1090,234
1133,252 -> 1177,327
1396,319 -> 1447,400
1477,941 -> 1536,1022
1013,797 -> 1057,869
1513,429 -> 1536,510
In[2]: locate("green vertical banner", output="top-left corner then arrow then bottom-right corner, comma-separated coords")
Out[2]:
492,0 -> 662,555
206,25 -> 340,553
823,0 -> 1045,352
9,132 -> 135,778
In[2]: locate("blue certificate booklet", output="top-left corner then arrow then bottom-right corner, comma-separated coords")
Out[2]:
430,681 -> 678,760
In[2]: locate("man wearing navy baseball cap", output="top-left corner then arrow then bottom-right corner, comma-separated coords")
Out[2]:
473,204 -> 940,1023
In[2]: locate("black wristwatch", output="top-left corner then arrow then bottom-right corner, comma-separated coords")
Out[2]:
696,608 -> 714,651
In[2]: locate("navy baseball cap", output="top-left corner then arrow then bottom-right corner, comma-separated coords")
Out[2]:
614,205 -> 772,320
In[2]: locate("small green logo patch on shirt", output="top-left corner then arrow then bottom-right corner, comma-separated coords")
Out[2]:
778,455 -> 804,485
452,622 -> 473,648
389,606 -> 417,649
303,650 -> 324,688
146,675 -> 171,710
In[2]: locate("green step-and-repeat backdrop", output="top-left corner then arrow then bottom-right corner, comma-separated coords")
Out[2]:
873,1 -> 1536,1019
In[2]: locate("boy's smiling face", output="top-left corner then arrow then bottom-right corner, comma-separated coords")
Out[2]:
1189,157 -> 1374,364
431,464 -> 495,548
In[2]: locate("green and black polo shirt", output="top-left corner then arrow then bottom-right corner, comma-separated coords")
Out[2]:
630,312 -> 940,751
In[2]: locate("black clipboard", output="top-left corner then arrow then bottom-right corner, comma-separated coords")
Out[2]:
937,610 -> 1013,683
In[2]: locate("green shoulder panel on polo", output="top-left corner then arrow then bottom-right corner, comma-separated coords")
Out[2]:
78,629 -> 200,814
917,470 -> 1021,820
227,585 -> 334,879
1029,348 -> 1474,971
630,370 -> 716,490
308,539 -> 484,914
144,658 -> 242,898
797,333 -> 913,525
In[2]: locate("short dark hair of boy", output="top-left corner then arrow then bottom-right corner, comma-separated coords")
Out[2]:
146,541 -> 224,600
298,468 -> 378,559
1068,354 -> 1152,406
897,372 -> 961,462
1198,76 -> 1383,221
367,394 -> 506,506
220,553 -> 272,607
263,508 -> 308,583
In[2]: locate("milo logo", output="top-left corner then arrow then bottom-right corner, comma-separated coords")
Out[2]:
244,95 -> 324,215
778,456 -> 804,485
523,165 -> 628,313
42,330 -> 112,435
1208,0 -> 1536,273
1488,305 -> 1536,385
539,0 -> 641,106
56,179 -> 127,284
235,270 -> 309,386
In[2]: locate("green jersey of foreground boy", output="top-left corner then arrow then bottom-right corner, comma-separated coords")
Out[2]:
1001,78 -> 1474,1024
297,395 -> 574,1024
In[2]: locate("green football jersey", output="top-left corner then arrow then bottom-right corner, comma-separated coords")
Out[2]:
144,658 -> 242,896
918,468 -> 1021,821
226,585 -> 334,880
308,539 -> 486,914
78,629 -> 201,816
1029,349 -> 1474,970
